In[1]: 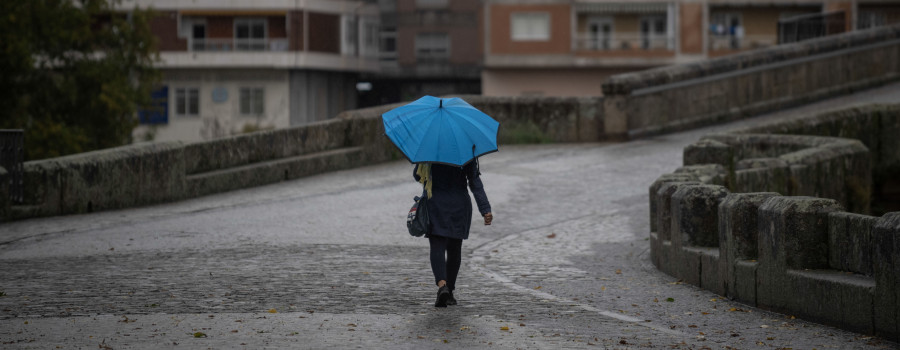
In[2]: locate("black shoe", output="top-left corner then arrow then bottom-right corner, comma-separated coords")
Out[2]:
447,292 -> 457,306
435,286 -> 450,307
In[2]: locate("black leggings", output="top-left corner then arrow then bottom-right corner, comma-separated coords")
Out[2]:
429,235 -> 463,291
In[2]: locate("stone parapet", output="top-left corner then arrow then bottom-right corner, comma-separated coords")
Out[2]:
601,24 -> 900,139
649,103 -> 900,339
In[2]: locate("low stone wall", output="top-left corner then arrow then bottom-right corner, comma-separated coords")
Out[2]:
1,97 -> 604,222
603,24 -> 900,139
649,104 -> 900,339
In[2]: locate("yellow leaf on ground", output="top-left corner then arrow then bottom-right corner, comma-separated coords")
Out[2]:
500,326 -> 510,331
534,286 -> 542,290
268,309 -> 278,313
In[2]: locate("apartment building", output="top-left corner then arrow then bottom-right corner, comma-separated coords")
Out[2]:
127,0 -> 380,143
358,0 -> 483,107
482,0 -> 896,97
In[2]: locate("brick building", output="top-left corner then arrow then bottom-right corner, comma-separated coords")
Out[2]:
126,0 -> 379,143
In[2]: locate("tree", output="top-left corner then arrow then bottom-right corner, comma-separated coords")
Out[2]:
0,0 -> 159,160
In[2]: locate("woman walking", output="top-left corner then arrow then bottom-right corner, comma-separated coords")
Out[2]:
414,160 -> 492,307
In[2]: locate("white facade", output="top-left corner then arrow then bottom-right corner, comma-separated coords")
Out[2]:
134,70 -> 290,143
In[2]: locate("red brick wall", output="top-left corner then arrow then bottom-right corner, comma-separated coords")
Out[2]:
150,10 -> 186,51
289,11 -> 304,51
307,12 -> 340,54
680,3 -> 703,54
268,16 -> 286,38
207,17 -> 232,38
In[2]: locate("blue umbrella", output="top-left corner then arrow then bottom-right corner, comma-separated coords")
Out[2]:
382,95 -> 499,166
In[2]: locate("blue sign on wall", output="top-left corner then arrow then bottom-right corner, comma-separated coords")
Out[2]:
138,86 -> 169,125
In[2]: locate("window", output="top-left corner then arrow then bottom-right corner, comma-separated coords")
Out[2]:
380,27 -> 397,61
343,16 -> 358,55
191,22 -> 206,51
640,15 -> 667,49
175,87 -> 199,116
710,13 -> 742,49
235,18 -> 266,51
858,11 -> 886,29
511,12 -> 550,41
415,32 -> 449,62
240,87 -> 264,115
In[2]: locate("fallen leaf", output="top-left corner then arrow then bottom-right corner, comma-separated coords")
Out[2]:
460,326 -> 469,331
760,325 -> 769,328
347,323 -> 357,327
653,298 -> 658,302
666,298 -> 675,302
689,325 -> 698,328
615,269 -> 622,274
601,286 -> 606,291
500,326 -> 509,331
519,323 -> 525,326
268,309 -> 278,313
534,286 -> 542,290
193,332 -> 207,338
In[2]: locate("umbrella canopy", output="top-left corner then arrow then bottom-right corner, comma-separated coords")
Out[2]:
382,95 -> 499,166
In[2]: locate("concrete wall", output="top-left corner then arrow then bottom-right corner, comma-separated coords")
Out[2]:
649,104 -> 900,339
602,24 -> 900,140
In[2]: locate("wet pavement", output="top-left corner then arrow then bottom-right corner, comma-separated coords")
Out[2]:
2,83 -> 900,349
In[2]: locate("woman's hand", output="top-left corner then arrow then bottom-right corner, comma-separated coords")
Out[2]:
483,212 -> 493,226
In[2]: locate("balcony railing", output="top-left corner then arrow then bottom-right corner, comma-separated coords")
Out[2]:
575,33 -> 674,51
190,38 -> 290,52
708,35 -> 777,51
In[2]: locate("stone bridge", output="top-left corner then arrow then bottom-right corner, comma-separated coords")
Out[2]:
0,25 -> 899,349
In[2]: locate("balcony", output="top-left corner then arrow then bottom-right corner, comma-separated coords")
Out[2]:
575,32 -> 674,51
190,38 -> 289,52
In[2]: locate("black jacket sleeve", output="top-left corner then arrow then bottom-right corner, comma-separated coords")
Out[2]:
466,160 -> 491,216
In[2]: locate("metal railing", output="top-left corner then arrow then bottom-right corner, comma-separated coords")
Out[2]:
708,35 -> 778,51
0,130 -> 24,204
575,33 -> 674,51
190,38 -> 290,52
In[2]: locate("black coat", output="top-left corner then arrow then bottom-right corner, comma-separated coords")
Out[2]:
413,161 -> 491,240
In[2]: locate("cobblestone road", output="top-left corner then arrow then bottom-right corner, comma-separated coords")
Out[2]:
2,83 -> 899,349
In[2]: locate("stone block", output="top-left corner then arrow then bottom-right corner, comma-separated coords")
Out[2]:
839,274 -> 876,334
877,105 -> 900,175
787,270 -> 843,326
649,173 -> 697,233
683,138 -> 734,168
827,211 -> 876,275
698,247 -> 725,296
655,181 -> 700,242
757,196 -> 843,311
674,164 -> 728,186
659,240 -> 675,276
734,158 -> 790,194
677,247 -> 703,286
874,212 -> 900,341
671,184 -> 729,248
0,166 -> 8,221
719,192 -> 780,298
733,260 -> 758,305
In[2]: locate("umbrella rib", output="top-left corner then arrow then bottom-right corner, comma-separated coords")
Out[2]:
444,108 -> 498,145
